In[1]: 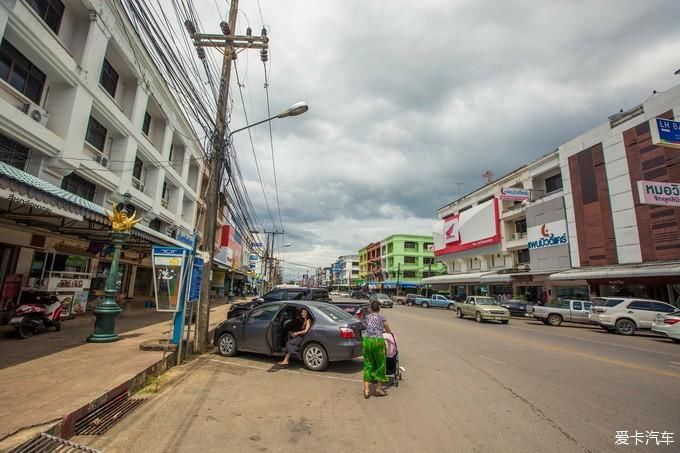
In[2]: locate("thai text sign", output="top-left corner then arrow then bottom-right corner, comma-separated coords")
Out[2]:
152,247 -> 187,312
188,257 -> 204,303
637,180 -> 680,207
500,187 -> 530,201
528,220 -> 568,250
651,118 -> 680,150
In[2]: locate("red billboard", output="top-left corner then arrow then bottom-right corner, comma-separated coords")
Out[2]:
433,198 -> 500,256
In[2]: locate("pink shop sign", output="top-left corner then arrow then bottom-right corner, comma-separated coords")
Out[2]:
637,180 -> 680,207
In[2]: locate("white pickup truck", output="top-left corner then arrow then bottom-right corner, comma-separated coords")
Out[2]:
533,300 -> 593,326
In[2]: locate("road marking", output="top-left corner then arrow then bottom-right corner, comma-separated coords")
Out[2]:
209,358 -> 363,383
391,311 -> 680,380
479,355 -> 507,366
509,324 -> 680,358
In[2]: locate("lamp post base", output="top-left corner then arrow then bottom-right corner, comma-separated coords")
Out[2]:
87,304 -> 123,343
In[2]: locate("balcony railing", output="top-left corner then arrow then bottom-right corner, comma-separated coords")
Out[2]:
508,232 -> 527,241
131,176 -> 144,192
161,197 -> 169,209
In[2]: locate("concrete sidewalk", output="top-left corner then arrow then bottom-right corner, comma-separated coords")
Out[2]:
0,300 -> 235,447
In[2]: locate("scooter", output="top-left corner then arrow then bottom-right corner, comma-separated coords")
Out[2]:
9,294 -> 63,339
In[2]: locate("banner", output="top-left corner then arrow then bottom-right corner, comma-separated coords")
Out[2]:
527,220 -> 568,250
188,257 -> 204,303
152,247 -> 187,312
500,187 -> 530,201
637,180 -> 680,207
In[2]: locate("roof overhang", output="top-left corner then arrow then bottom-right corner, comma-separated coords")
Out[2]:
549,262 -> 680,281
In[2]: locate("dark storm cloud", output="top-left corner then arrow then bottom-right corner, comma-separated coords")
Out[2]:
195,0 -> 680,271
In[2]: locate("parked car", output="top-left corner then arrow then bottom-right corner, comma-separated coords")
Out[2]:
350,291 -> 369,300
652,310 -> 680,343
589,297 -> 677,335
229,287 -> 330,319
405,294 -> 418,306
533,300 -> 593,325
500,300 -> 533,317
456,296 -> 510,323
414,294 -> 455,310
392,293 -> 408,305
214,301 -> 364,371
370,293 -> 393,308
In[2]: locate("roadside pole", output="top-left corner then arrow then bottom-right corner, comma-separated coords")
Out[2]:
188,0 -> 269,353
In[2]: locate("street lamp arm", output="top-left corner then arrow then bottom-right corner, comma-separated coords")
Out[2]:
227,101 -> 308,139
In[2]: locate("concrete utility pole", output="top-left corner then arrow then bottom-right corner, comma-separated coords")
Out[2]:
188,0 -> 270,353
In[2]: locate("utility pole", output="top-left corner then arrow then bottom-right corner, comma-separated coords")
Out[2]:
188,0 -> 270,353
396,262 -> 401,294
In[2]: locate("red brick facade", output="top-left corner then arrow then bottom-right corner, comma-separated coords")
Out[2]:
568,143 -> 618,266
624,109 -> 680,261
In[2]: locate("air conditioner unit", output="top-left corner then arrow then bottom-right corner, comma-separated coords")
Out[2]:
510,233 -> 517,240
22,103 -> 49,127
91,152 -> 109,168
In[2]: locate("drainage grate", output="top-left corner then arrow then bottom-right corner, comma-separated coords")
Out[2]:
9,432 -> 101,453
74,392 -> 145,435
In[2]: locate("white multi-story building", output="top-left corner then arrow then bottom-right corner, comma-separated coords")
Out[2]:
0,0 -> 204,318
332,254 -> 359,288
426,151 -> 577,303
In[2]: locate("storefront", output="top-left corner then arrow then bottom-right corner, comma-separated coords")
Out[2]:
549,263 -> 680,305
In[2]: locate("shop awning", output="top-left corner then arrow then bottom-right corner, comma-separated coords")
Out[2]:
481,269 -> 562,283
549,262 -> 680,281
0,162 -> 188,249
421,272 -> 487,284
480,273 -> 513,283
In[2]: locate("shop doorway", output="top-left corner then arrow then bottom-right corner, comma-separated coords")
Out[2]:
516,285 -> 545,304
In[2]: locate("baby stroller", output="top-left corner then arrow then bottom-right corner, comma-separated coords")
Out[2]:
383,332 -> 402,387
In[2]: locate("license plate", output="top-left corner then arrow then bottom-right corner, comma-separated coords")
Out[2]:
9,317 -> 22,324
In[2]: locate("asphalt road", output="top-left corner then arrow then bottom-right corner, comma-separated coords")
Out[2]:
80,302 -> 680,453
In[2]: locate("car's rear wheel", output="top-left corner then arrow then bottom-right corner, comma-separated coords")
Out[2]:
407,302 -> 413,306
475,312 -> 483,323
217,332 -> 238,356
457,308 -> 464,318
615,319 -> 636,336
447,304 -> 455,310
422,302 -> 429,308
671,338 -> 680,343
547,314 -> 563,326
302,342 -> 328,371
501,320 -> 509,324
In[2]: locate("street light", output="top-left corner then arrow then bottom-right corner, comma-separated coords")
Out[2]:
88,192 -> 139,343
218,103 -> 307,304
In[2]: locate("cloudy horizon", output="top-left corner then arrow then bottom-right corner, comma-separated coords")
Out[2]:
193,0 -> 680,276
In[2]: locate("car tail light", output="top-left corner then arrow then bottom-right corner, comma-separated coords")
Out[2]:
664,319 -> 680,325
339,327 -> 355,338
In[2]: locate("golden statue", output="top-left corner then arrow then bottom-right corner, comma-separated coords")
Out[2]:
108,203 -> 141,232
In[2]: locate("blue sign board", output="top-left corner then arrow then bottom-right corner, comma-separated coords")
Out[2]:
152,246 -> 185,257
654,118 -> 680,149
176,232 -> 194,247
188,257 -> 204,302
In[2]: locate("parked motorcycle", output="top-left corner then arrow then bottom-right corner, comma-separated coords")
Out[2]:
9,294 -> 63,339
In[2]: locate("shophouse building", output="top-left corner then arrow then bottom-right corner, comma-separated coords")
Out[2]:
0,0 -> 204,320
331,254 -> 360,289
380,234 -> 444,292
426,151 -> 577,303
427,84 -> 680,305
548,85 -> 680,304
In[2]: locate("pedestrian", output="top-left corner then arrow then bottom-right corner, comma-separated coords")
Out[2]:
275,308 -> 312,368
363,300 -> 393,399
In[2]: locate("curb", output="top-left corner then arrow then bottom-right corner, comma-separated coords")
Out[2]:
3,325 -> 220,449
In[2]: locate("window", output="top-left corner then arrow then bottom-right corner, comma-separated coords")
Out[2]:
387,243 -> 393,253
132,157 -> 144,180
0,133 -> 30,170
423,242 -> 434,252
404,256 -> 416,264
61,173 -> 96,201
248,304 -> 281,321
403,271 -> 416,278
572,301 -> 582,310
99,58 -> 118,98
515,218 -> 527,234
652,302 -> 675,313
422,272 -> 436,278
263,290 -> 285,302
545,173 -> 563,194
351,270 -> 359,275
27,0 -> 65,34
149,218 -> 162,231
627,301 -> 654,311
85,116 -> 107,151
404,241 -> 417,250
142,112 -> 151,136
317,304 -> 354,322
0,39 -> 46,104
424,257 -> 435,265
517,248 -> 530,264
162,182 -> 169,201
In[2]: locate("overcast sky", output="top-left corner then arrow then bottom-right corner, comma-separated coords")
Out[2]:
193,0 -> 680,278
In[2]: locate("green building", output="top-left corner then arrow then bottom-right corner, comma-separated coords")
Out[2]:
380,234 -> 446,291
